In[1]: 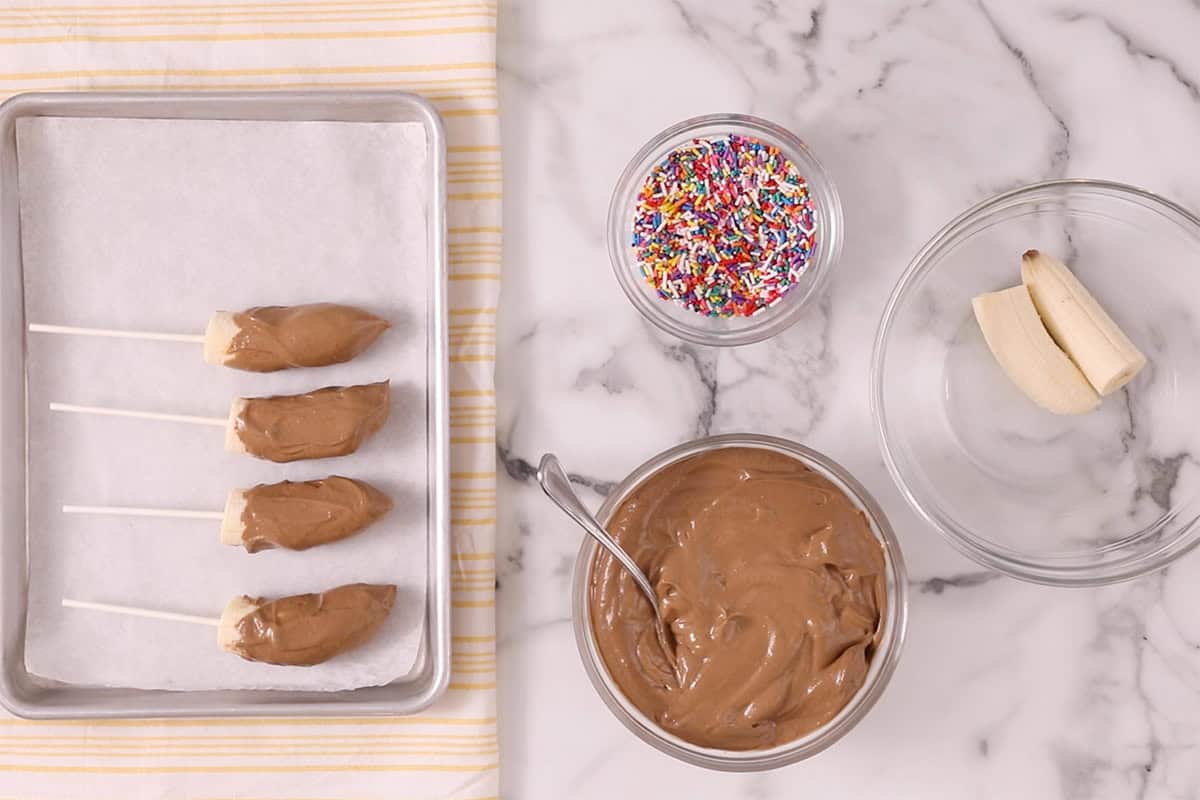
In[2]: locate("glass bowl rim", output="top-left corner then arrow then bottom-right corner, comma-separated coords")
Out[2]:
569,432 -> 909,771
605,113 -> 844,347
870,177 -> 1200,586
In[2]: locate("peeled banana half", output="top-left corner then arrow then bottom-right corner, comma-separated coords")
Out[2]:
1020,250 -> 1146,396
972,285 -> 1101,415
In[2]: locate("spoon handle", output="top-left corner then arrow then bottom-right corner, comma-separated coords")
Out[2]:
536,454 -> 661,610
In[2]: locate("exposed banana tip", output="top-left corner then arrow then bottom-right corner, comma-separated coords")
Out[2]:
1022,249 -> 1041,261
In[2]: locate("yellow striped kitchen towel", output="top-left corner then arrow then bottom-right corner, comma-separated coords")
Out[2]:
0,2 -> 500,798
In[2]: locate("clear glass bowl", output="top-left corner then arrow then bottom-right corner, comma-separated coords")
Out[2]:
872,179 -> 1200,586
570,434 -> 908,771
607,114 -> 843,346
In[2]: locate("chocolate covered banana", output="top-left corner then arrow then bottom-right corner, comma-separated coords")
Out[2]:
225,381 -> 391,462
204,303 -> 389,372
218,583 -> 397,666
221,476 -> 393,553
62,583 -> 398,668
31,303 -> 389,372
49,382 -> 390,462
63,477 -> 392,553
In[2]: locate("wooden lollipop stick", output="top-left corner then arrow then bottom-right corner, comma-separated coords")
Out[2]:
61,598 -> 219,627
63,505 -> 224,520
29,323 -> 205,344
49,402 -> 226,427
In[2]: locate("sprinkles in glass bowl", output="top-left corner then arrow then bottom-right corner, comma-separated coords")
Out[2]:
608,114 -> 842,347
632,134 -> 818,319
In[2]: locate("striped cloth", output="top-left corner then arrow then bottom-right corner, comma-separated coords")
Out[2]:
0,2 -> 500,798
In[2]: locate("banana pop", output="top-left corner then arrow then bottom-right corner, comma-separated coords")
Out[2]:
204,303 -> 390,372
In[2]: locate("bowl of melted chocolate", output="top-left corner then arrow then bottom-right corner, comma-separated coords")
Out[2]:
572,434 -> 908,770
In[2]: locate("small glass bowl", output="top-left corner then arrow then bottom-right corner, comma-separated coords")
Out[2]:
570,434 -> 908,771
607,114 -> 843,347
872,179 -> 1200,586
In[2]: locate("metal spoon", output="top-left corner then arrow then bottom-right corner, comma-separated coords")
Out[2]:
537,454 -> 678,674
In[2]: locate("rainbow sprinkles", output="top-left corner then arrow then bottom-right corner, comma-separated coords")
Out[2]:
631,133 -> 818,319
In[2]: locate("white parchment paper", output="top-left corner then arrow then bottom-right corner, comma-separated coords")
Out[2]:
17,116 -> 430,691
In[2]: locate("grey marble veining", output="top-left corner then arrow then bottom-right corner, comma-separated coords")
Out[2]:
495,1 -> 1200,796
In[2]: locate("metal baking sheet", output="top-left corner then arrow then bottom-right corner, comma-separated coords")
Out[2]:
0,91 -> 450,718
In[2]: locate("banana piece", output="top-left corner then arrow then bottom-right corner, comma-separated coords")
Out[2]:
222,382 -> 391,462
202,312 -> 241,367
223,398 -> 248,455
216,595 -> 259,654
972,285 -> 1101,415
219,477 -> 394,553
219,490 -> 248,547
1020,250 -> 1146,395
218,584 -> 397,666
202,304 -> 390,372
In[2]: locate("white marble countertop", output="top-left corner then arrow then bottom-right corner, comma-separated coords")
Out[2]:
494,1 -> 1200,796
